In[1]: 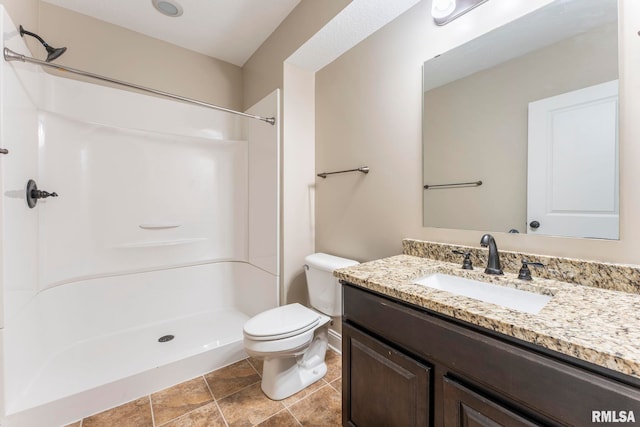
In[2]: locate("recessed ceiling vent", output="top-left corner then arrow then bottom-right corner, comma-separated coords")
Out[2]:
152,0 -> 183,17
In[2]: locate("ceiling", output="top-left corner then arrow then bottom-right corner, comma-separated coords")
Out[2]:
41,0 -> 301,67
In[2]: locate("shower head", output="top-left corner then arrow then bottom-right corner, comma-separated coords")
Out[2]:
45,45 -> 67,62
19,25 -> 67,62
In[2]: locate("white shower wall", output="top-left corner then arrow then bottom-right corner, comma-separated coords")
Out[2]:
1,8 -> 280,426
38,108 -> 249,288
3,69 -> 257,320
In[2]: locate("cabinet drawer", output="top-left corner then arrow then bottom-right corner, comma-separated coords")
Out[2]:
443,377 -> 542,427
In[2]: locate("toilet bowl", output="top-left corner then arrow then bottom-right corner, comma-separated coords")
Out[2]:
243,303 -> 331,400
243,253 -> 358,400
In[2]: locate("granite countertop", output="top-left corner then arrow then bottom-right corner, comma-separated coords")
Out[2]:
335,254 -> 640,379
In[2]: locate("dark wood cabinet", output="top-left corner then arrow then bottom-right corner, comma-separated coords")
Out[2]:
343,323 -> 431,427
443,377 -> 541,427
342,283 -> 640,427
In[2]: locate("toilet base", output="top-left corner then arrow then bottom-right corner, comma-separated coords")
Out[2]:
259,329 -> 329,400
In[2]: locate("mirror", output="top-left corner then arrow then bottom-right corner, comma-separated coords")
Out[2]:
422,0 -> 619,239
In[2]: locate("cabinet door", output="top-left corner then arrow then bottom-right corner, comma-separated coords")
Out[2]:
343,323 -> 431,427
443,377 -> 542,427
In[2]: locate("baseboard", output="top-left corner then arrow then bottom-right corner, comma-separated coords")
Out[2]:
327,328 -> 342,354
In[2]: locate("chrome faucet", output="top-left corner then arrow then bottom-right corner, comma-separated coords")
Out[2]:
480,234 -> 503,275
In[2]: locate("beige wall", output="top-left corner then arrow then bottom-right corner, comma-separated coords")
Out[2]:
283,63 -> 315,306
3,0 -> 358,111
37,2 -> 243,110
243,0 -> 350,311
423,22 -> 617,233
316,0 -> 640,265
1,0 -> 37,30
1,0 -> 39,54
242,0 -> 350,110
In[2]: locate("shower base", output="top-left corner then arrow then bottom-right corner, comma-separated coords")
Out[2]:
5,308 -> 250,427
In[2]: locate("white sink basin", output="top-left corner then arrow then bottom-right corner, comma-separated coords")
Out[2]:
413,273 -> 552,314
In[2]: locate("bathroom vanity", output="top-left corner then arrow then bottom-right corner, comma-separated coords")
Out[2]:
337,246 -> 640,426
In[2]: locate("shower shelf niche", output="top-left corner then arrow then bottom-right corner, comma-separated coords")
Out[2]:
139,223 -> 182,230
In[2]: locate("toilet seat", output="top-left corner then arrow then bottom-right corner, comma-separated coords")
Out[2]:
243,303 -> 320,341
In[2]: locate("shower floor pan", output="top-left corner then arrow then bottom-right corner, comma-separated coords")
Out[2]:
6,308 -> 250,427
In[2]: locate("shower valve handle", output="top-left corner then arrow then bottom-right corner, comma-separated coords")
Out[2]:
31,189 -> 58,199
26,179 -> 58,209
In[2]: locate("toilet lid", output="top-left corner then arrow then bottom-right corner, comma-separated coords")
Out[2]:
243,303 -> 320,341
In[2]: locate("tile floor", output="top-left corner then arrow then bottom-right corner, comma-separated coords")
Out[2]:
64,349 -> 342,427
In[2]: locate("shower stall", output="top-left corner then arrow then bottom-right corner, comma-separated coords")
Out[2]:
0,9 -> 280,427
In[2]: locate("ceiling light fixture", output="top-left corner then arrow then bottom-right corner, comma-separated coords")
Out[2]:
432,0 -> 488,26
152,0 -> 183,17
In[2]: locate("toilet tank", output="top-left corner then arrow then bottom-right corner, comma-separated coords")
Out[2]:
304,253 -> 359,316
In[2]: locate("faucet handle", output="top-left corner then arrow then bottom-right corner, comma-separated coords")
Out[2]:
452,250 -> 473,270
518,259 -> 545,281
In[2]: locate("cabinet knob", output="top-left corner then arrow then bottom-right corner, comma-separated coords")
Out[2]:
529,220 -> 540,229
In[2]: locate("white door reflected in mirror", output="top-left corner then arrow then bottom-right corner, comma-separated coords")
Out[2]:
527,80 -> 619,240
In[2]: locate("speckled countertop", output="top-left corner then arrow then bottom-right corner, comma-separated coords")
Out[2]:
335,254 -> 640,379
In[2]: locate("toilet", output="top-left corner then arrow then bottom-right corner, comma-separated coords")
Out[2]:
243,253 -> 359,400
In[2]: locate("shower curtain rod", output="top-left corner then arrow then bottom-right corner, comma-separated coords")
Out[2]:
3,48 -> 276,126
